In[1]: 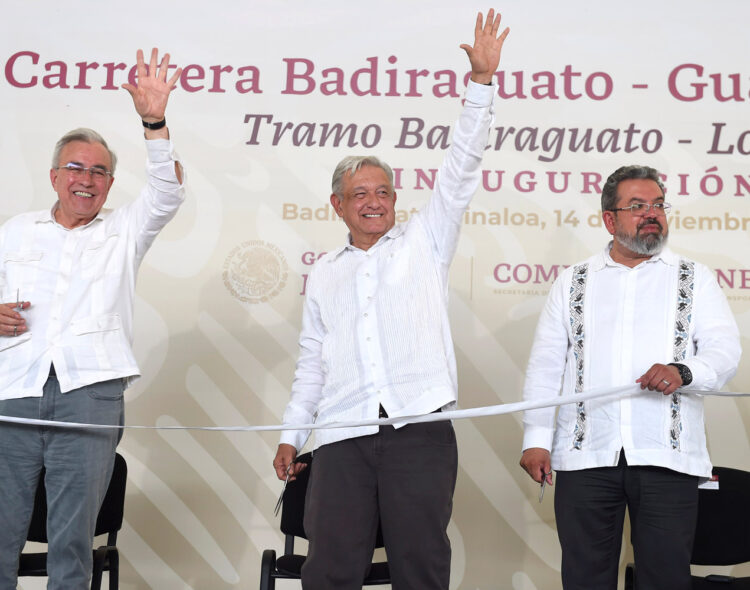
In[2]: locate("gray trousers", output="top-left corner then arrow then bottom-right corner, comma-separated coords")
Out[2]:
0,373 -> 124,590
554,454 -> 699,590
302,421 -> 458,590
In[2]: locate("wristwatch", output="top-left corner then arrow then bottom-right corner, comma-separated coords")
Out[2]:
668,363 -> 693,386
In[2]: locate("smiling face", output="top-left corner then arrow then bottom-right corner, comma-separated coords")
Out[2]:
603,178 -> 669,264
49,140 -> 114,229
330,164 -> 397,250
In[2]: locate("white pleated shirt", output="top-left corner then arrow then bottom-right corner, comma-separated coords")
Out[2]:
280,81 -> 495,451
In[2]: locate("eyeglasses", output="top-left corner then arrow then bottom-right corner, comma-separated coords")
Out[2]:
56,163 -> 112,181
609,202 -> 671,216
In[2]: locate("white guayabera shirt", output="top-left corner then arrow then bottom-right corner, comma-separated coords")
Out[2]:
0,140 -> 185,399
281,81 -> 495,451
522,244 -> 741,478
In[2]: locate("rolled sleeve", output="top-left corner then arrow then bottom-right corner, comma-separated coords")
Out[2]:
682,264 -> 741,391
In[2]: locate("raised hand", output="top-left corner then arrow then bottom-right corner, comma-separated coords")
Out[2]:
460,9 -> 510,85
122,48 -> 182,124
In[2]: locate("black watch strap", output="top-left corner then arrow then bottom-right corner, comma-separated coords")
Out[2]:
668,363 -> 693,386
142,118 -> 166,130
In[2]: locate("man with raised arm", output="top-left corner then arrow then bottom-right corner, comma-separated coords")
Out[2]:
520,165 -> 741,590
0,48 -> 185,590
272,11 -> 509,589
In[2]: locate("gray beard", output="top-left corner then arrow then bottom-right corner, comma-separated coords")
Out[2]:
615,227 -> 667,256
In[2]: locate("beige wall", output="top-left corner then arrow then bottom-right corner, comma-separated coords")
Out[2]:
5,1 -> 750,588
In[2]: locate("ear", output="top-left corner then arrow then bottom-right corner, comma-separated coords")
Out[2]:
392,191 -> 397,207
330,193 -> 343,217
602,211 -> 617,236
49,168 -> 58,189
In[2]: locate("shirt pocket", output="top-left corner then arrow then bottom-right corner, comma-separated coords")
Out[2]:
2,250 -> 43,297
4,251 -> 43,264
80,232 -> 121,279
70,313 -> 122,336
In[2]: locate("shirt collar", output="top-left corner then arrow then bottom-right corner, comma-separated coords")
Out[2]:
40,202 -> 108,229
594,241 -> 678,271
328,223 -> 405,261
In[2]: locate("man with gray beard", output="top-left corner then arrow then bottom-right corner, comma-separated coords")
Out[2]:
519,165 -> 741,590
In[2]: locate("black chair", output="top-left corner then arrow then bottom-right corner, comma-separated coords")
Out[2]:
18,452 -> 128,590
625,466 -> 750,589
259,452 -> 391,589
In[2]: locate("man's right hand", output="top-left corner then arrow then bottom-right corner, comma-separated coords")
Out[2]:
520,447 -> 553,485
0,301 -> 30,337
273,443 -> 307,481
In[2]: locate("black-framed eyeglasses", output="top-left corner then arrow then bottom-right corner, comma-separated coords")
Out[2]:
609,202 -> 671,216
56,163 -> 112,181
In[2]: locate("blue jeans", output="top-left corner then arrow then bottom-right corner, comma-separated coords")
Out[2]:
0,373 -> 124,590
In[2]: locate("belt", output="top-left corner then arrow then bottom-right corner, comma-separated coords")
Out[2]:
378,405 -> 441,418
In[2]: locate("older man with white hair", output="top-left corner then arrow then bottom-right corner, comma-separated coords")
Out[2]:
0,48 -> 185,590
273,10 -> 509,589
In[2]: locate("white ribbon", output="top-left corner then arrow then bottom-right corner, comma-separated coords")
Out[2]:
0,385 -> 746,432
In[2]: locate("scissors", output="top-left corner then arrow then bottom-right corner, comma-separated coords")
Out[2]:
274,461 -> 295,517
539,471 -> 552,503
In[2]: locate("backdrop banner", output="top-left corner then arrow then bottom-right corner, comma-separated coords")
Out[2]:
3,1 -> 749,588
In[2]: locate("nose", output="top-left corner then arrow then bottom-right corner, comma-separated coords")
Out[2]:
78,171 -> 95,186
363,192 -> 380,207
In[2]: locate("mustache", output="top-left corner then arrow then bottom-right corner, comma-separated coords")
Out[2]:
637,218 -> 663,231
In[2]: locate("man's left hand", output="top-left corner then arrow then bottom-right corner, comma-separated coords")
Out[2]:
122,48 -> 182,133
461,9 -> 510,85
636,363 -> 682,395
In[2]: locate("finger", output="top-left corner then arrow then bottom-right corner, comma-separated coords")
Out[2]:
158,52 -> 171,81
166,67 -> 183,89
483,9 -> 496,35
0,308 -> 24,322
527,462 -> 543,483
149,48 -> 159,78
491,12 -> 502,36
135,49 -> 146,80
661,378 -> 676,395
498,26 -> 510,43
536,465 -> 547,484
636,369 -> 657,389
474,11 -> 483,38
274,463 -> 287,480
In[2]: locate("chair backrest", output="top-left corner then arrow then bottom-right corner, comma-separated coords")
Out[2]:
280,453 -> 312,539
95,453 -> 127,539
26,453 -> 127,543
692,466 -> 750,566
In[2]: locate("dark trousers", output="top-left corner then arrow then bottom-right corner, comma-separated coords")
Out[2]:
301,421 -> 458,590
554,454 -> 699,590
